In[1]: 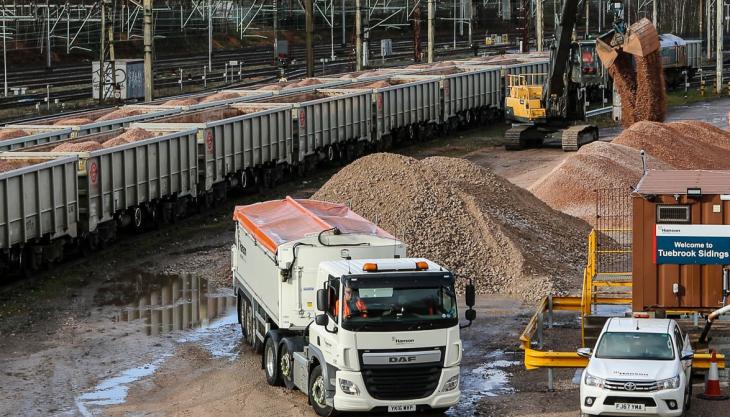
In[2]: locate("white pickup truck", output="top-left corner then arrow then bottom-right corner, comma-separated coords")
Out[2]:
231,198 -> 476,416
578,317 -> 694,417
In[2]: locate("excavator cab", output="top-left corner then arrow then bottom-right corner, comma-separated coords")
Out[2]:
504,74 -> 547,123
596,1 -> 660,69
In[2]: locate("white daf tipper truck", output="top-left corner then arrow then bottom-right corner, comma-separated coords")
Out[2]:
231,197 -> 476,416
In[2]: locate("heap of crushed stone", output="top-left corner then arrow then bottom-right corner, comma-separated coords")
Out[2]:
530,141 -> 671,222
613,121 -> 730,169
531,120 -> 730,223
313,153 -> 591,300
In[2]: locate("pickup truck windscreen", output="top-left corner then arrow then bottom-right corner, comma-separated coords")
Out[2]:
595,332 -> 675,360
339,276 -> 458,332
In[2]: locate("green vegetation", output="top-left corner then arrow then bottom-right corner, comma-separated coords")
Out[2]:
666,87 -> 727,107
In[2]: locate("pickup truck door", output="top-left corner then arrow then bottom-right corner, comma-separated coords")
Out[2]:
675,326 -> 692,376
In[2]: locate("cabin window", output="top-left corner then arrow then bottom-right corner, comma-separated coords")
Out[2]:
656,205 -> 691,224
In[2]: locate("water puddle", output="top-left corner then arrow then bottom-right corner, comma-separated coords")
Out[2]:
75,273 -> 240,416
74,355 -> 169,417
448,350 -> 520,417
102,273 -> 236,336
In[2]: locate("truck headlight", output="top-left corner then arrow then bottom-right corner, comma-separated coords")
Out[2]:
657,375 -> 680,391
584,372 -> 605,389
441,375 -> 459,392
339,378 -> 360,395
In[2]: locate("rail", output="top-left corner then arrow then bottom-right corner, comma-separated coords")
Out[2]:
585,106 -> 612,118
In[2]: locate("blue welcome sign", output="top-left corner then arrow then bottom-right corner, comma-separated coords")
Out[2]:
655,225 -> 730,265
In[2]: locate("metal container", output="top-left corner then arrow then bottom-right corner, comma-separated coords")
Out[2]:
12,128 -> 199,235
0,155 -> 79,251
12,106 -> 182,138
0,126 -> 73,151
148,90 -> 272,111
255,90 -> 371,166
133,103 -> 293,193
241,77 -> 354,97
685,40 -> 703,70
92,59 -> 145,100
632,170 -> 730,311
419,66 -> 502,123
320,75 -> 441,143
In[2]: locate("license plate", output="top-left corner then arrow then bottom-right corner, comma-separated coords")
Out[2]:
614,403 -> 645,412
388,405 -> 416,413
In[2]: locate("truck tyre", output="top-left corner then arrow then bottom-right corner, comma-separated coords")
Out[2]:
683,381 -> 692,412
279,341 -> 296,389
264,337 -> 283,386
309,365 -> 335,417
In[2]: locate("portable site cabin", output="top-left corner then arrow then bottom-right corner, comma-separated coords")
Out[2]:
632,170 -> 730,312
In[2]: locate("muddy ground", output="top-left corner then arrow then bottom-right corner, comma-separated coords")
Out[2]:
2,99 -> 730,417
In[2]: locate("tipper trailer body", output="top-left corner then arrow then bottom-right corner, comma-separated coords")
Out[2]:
231,197 -> 474,416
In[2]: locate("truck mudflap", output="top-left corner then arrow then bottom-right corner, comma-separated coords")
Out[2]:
332,366 -> 461,412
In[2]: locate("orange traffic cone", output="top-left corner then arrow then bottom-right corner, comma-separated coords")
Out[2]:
697,351 -> 729,400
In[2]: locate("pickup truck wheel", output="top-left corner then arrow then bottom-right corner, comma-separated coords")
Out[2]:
309,365 -> 335,417
279,342 -> 295,389
264,338 -> 283,386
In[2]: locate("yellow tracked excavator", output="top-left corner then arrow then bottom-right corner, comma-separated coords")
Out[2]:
504,0 -> 659,151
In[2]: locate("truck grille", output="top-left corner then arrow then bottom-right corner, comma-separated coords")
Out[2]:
359,348 -> 444,400
605,379 -> 659,392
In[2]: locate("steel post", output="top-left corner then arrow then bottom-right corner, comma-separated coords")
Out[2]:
144,0 -> 153,101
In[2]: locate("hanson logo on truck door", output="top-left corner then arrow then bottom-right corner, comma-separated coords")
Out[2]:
655,224 -> 730,264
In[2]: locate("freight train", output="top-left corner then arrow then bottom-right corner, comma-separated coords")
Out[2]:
0,57 -> 550,275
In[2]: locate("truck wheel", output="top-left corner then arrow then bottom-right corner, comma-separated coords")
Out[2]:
684,382 -> 692,411
309,365 -> 335,417
238,294 -> 249,343
264,338 -> 283,386
279,342 -> 296,389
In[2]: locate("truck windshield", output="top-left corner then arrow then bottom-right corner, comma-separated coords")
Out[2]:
595,332 -> 675,360
339,279 -> 458,332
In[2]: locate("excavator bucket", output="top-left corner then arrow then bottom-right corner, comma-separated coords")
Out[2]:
596,30 -> 620,69
597,18 -> 660,70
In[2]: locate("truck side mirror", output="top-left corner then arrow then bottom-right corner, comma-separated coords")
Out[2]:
577,347 -> 592,358
465,282 -> 476,308
315,314 -> 329,327
316,289 -> 329,312
465,308 -> 476,321
681,352 -> 694,361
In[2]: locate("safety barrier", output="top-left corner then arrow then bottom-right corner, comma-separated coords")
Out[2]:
519,229 -> 725,385
520,295 -> 726,370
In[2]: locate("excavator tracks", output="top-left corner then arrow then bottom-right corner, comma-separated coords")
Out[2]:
561,125 -> 599,152
505,125 -> 541,151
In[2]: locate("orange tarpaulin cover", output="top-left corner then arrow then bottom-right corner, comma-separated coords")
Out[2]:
233,197 -> 394,253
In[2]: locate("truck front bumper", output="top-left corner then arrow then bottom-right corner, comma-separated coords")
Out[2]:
333,366 -> 460,412
580,384 -> 685,417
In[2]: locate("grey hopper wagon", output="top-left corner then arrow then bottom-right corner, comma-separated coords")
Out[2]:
10,127 -> 199,247
12,106 -> 182,138
319,74 -> 442,147
0,155 -> 79,272
252,90 -> 372,174
0,126 -> 73,152
132,102 -> 293,201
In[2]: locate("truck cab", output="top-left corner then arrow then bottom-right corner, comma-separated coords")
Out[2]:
578,318 -> 694,417
307,258 -> 464,415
